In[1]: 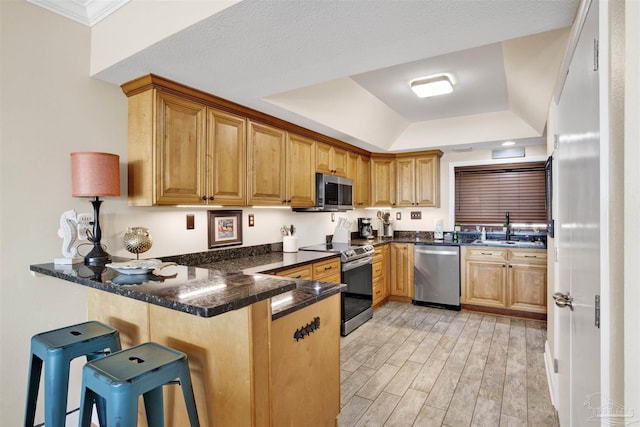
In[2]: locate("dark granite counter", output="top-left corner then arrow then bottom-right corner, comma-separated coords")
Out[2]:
197,250 -> 338,275
30,250 -> 344,320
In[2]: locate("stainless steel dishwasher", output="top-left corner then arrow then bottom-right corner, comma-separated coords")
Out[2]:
413,244 -> 461,310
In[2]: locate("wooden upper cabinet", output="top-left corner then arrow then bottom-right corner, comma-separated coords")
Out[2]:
247,121 -> 287,206
152,91 -> 207,205
347,152 -> 371,208
396,152 -> 441,207
357,155 -> 371,207
370,156 -> 396,207
126,87 -> 247,206
207,108 -> 246,206
286,133 -> 316,208
396,157 -> 416,207
128,89 -> 207,206
316,142 -> 347,177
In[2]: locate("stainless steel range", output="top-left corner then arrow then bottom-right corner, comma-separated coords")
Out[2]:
300,242 -> 375,336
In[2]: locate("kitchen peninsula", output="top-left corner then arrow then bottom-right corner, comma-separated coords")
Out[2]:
30,249 -> 344,427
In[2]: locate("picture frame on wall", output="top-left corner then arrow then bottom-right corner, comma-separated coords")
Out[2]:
208,210 -> 243,248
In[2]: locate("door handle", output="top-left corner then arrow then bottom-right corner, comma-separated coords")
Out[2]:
553,291 -> 574,310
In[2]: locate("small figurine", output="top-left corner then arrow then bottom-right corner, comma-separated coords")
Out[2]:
54,210 -> 83,264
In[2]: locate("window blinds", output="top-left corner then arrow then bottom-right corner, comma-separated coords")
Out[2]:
454,162 -> 546,224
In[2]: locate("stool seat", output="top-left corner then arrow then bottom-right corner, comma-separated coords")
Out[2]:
24,320 -> 121,427
79,342 -> 200,427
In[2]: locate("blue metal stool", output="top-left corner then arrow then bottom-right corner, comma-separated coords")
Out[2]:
79,342 -> 200,427
24,320 -> 121,427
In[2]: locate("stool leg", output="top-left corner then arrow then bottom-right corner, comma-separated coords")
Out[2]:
85,336 -> 120,425
143,386 -> 165,427
78,386 -> 95,427
107,392 -> 139,427
44,354 -> 70,427
24,354 -> 42,427
179,365 -> 200,427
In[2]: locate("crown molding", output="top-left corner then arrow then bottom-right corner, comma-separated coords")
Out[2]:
27,0 -> 129,27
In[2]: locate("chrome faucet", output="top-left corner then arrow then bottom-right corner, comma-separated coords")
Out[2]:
505,212 -> 511,241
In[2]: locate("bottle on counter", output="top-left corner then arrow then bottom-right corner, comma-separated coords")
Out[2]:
480,227 -> 486,241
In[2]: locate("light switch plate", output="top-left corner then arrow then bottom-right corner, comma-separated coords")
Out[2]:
396,212 -> 401,220
186,214 -> 195,230
248,214 -> 255,227
411,211 -> 422,220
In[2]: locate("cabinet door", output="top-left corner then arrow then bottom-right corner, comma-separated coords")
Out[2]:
415,155 -> 439,207
390,243 -> 414,297
381,244 -> 391,297
508,263 -> 547,313
271,295 -> 340,427
331,147 -> 348,177
316,142 -> 347,176
155,92 -> 207,205
247,121 -> 286,205
396,157 -> 416,207
357,155 -> 371,207
207,108 -> 246,205
315,142 -> 333,175
371,157 -> 396,207
287,133 -> 316,208
464,260 -> 507,308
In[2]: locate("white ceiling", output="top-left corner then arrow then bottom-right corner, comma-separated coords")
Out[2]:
39,0 -> 581,153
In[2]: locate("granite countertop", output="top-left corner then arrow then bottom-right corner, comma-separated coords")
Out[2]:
30,250 -> 344,320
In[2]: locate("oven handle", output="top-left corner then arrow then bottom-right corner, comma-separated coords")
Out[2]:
341,256 -> 373,272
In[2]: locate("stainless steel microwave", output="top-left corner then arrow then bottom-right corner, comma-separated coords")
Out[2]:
293,173 -> 353,212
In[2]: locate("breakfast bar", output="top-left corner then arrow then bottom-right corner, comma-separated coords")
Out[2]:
30,253 -> 344,427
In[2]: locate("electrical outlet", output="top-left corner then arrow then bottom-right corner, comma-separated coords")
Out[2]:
396,212 -> 401,220
186,214 -> 195,230
410,211 -> 422,220
76,213 -> 93,241
248,214 -> 255,227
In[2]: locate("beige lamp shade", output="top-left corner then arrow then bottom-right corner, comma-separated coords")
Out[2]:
70,152 -> 120,197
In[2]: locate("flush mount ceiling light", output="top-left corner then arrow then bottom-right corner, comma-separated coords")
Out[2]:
410,74 -> 454,98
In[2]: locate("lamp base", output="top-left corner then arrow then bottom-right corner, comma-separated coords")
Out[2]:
84,243 -> 111,266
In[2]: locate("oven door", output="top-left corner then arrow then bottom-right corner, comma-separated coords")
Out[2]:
341,256 -> 373,336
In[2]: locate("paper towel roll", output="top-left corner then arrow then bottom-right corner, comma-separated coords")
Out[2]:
283,236 -> 298,253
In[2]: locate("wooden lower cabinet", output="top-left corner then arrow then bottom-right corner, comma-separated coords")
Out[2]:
461,246 -> 547,317
276,264 -> 313,280
372,244 -> 390,307
87,288 -> 341,426
390,243 -> 414,300
276,257 -> 341,284
271,294 -> 340,427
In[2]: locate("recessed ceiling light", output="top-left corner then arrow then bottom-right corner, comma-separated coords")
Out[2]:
410,74 -> 454,98
501,141 -> 516,146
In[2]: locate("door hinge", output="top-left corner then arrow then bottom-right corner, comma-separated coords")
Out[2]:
595,294 -> 600,328
594,38 -> 599,71
554,358 -> 559,373
554,134 -> 559,150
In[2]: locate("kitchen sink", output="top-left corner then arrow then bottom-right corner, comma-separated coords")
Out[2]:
471,239 -> 545,248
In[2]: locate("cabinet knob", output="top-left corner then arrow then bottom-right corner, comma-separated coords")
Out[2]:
208,196 -> 215,201
201,196 -> 207,201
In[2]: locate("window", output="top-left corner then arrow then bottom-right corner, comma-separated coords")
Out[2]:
454,162 -> 546,225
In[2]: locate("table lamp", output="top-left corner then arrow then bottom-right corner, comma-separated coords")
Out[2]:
70,152 -> 120,266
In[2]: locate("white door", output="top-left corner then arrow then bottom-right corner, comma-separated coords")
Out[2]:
555,0 -> 601,425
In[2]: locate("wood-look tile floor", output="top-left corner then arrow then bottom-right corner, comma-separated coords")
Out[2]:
338,302 -> 558,427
